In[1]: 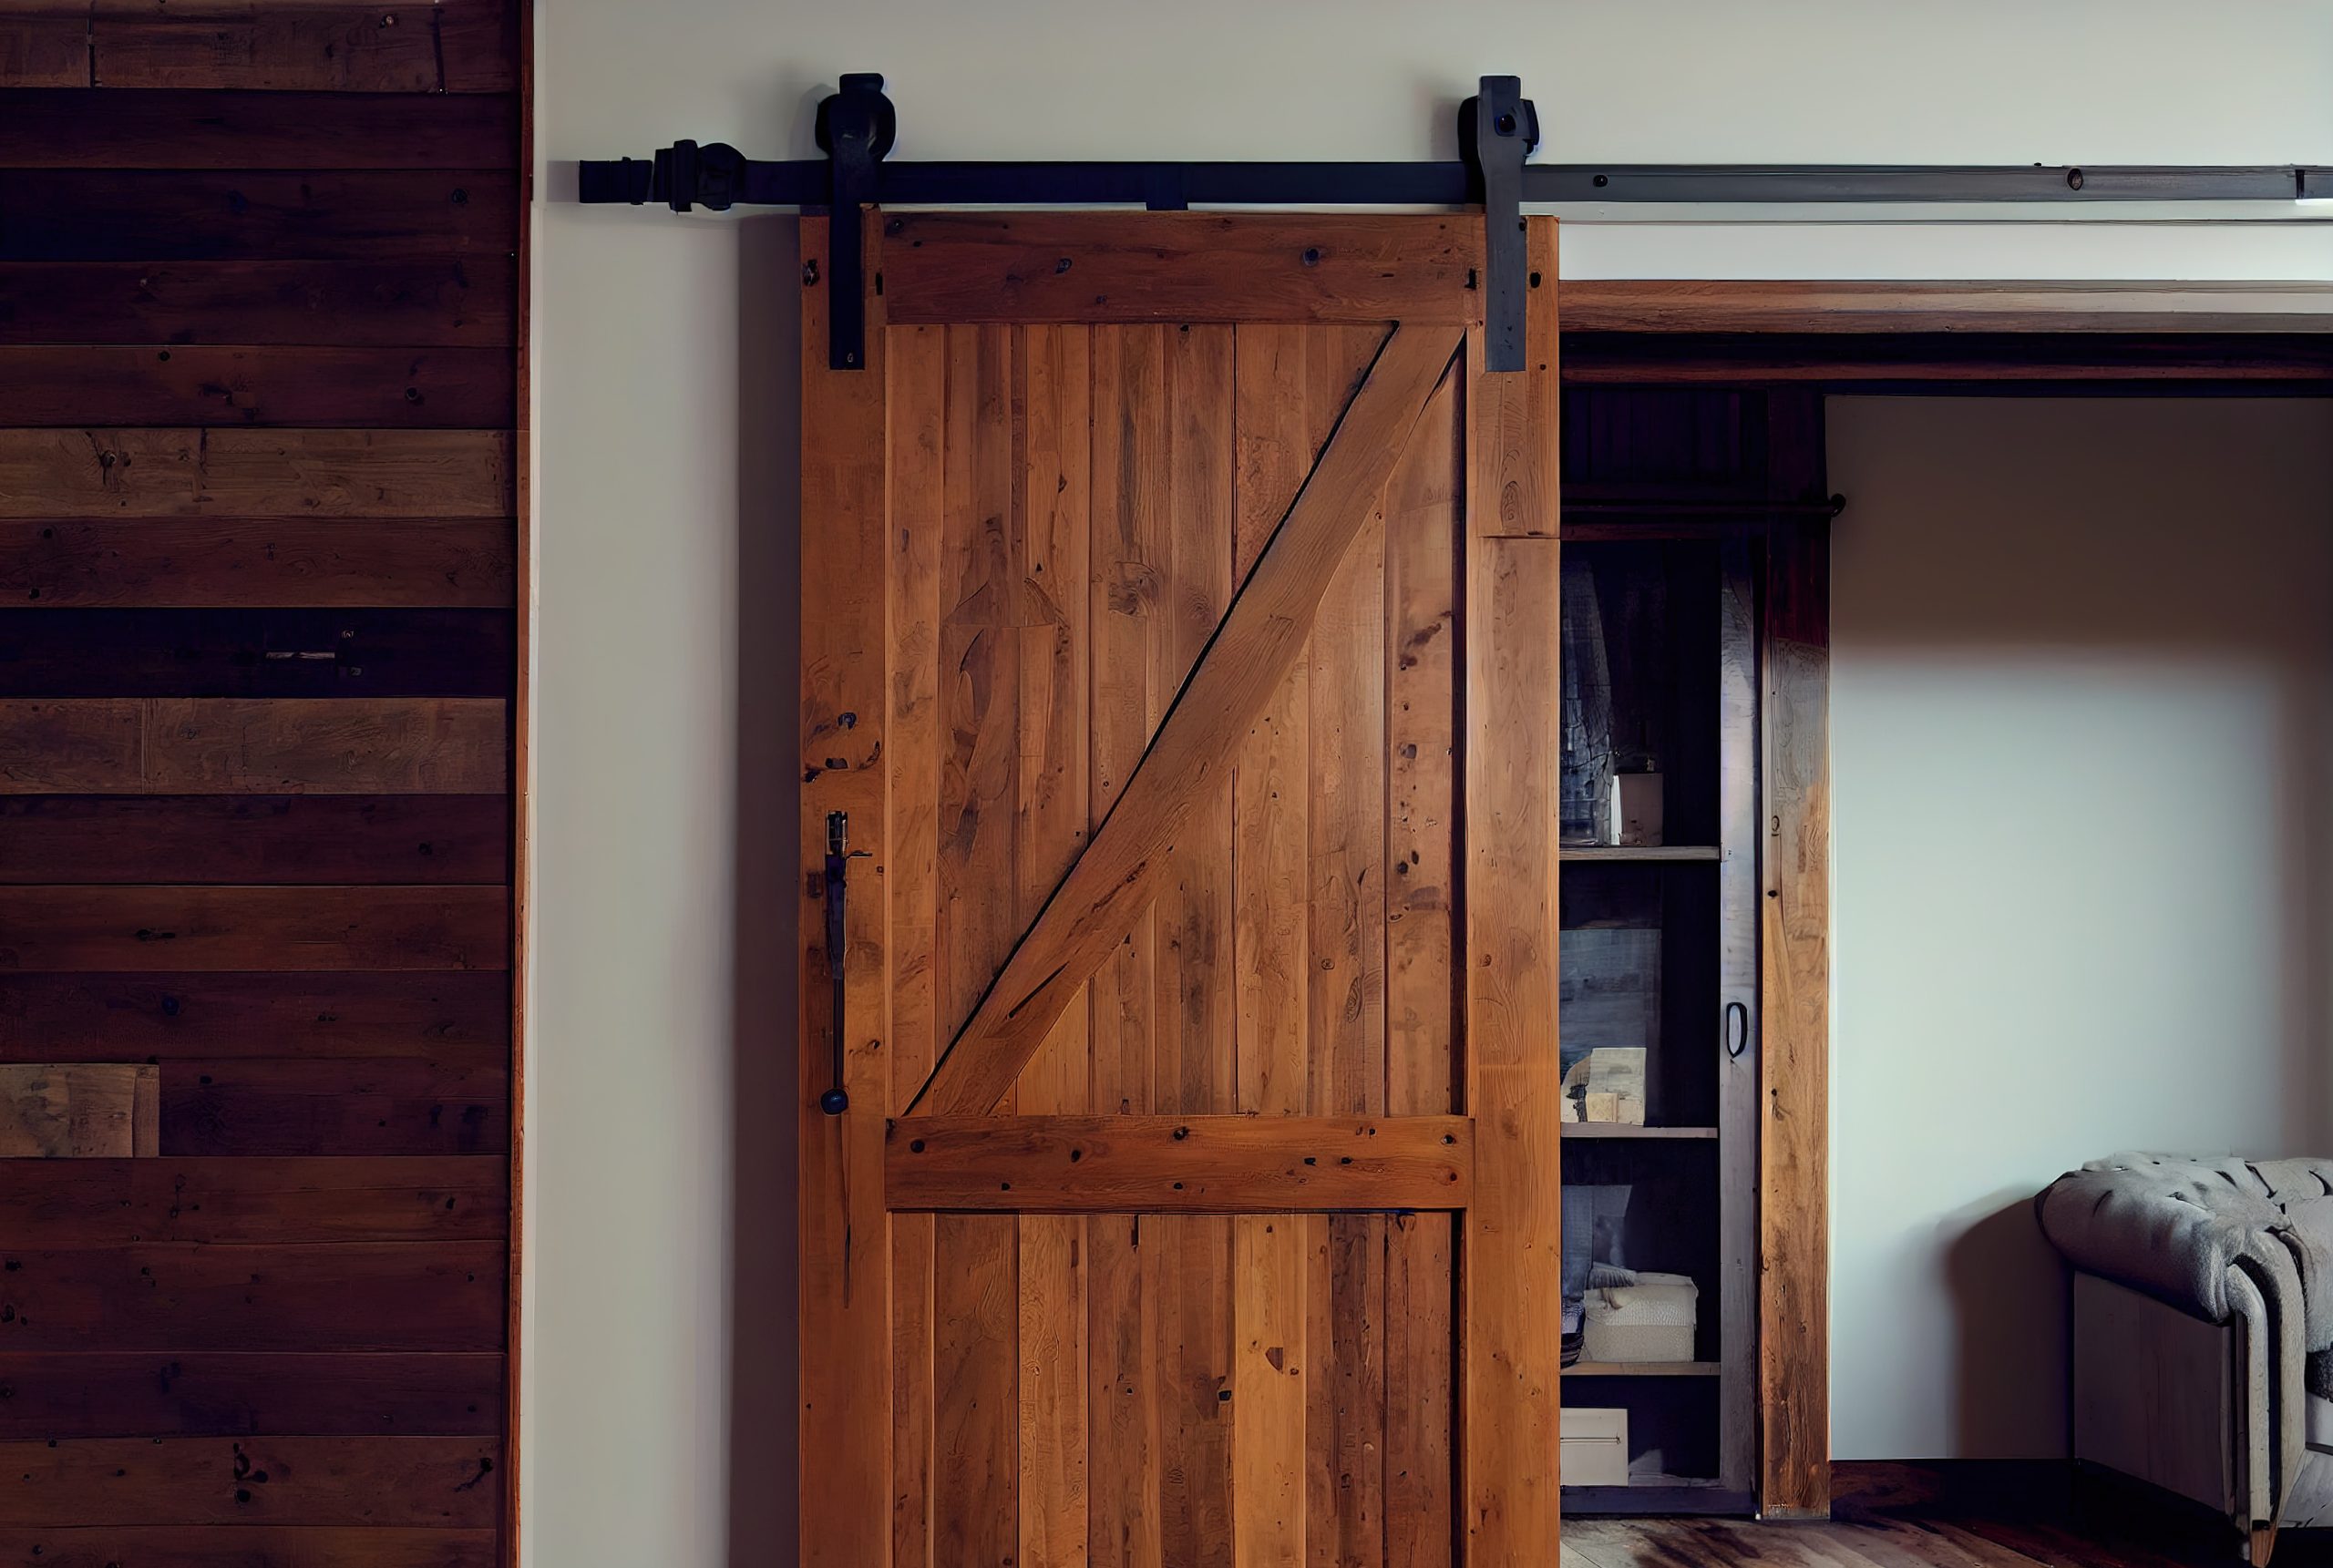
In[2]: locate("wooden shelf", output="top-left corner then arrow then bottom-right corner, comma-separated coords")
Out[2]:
1561,1476 -> 1753,1516
1566,1361 -> 1721,1378
1562,1123 -> 1719,1141
1559,845 -> 1721,863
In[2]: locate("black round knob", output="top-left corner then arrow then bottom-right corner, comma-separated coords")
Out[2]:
819,1088 -> 849,1116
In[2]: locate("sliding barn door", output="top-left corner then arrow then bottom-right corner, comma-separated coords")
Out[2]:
800,211 -> 1562,1568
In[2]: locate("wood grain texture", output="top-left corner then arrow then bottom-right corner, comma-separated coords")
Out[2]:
0,1156 -> 508,1247
0,794 -> 509,884
0,971 -> 509,1061
80,2 -> 515,93
0,518 -> 516,607
0,14 -> 89,87
0,609 -> 514,698
0,1435 -> 500,1526
0,9 -> 524,1561
0,1242 -> 505,1351
1231,1214 -> 1308,1568
796,210 -> 891,1568
886,1115 -> 1471,1213
914,323 -> 1461,1117
0,1062 -> 158,1156
1382,370 -> 1461,1122
1459,218 -> 1562,1561
0,429 -> 513,518
159,1058 -> 508,1155
0,1351 -> 503,1439
0,259 -> 516,348
0,171 -> 516,262
0,885 -> 508,971
0,698 -> 508,794
1228,323 -> 1316,1122
0,347 -> 516,428
0,88 -> 518,168
1012,325 -> 1096,1568
884,213 -> 1483,325
882,319 -> 946,1568
0,1525 -> 498,1567
1759,510 -> 1833,1521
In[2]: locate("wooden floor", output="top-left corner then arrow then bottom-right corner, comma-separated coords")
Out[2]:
1563,1463 -> 2333,1567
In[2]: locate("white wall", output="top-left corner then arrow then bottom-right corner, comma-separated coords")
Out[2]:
532,6 -> 2333,1561
1828,397 -> 2333,1460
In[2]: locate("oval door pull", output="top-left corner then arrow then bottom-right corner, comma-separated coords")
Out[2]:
1724,1000 -> 1750,1061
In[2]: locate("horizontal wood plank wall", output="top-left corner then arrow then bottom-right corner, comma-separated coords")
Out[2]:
0,6 -> 521,1563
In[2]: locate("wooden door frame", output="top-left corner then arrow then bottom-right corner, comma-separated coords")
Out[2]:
797,210 -> 1565,1565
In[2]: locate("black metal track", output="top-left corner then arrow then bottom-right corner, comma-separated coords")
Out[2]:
580,156 -> 2333,210
576,72 -> 2332,373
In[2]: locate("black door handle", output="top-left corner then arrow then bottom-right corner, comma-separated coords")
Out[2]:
821,811 -> 867,1115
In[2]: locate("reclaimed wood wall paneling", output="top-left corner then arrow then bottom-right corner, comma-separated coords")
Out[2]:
0,1 -> 521,1553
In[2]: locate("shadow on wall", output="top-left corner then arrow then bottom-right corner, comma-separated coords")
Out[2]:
1828,395 -> 2333,1462
1832,395 -> 2333,1160
1943,1194 -> 2069,1457
732,214 -> 802,1568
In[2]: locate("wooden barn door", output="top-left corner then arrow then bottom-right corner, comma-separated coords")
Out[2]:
800,211 -> 1563,1568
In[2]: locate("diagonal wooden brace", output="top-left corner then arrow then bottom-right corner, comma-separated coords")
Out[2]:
907,319 -> 1465,1117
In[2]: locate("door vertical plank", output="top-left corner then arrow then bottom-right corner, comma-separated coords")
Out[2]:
1232,1215 -> 1309,1568
1156,323 -> 1238,1124
1018,323 -> 1095,1568
1319,1214 -> 1386,1568
797,211 -> 892,1568
1088,1211 -> 1162,1568
1086,324 -> 1167,1568
1382,370 -> 1463,1568
1759,492 -> 1833,1521
938,323 -> 1024,1040
889,323 -> 950,1568
934,322 -> 1026,1559
1161,323 -> 1239,1568
1306,330 -> 1390,1121
935,1212 -> 1022,1568
1230,324 -> 1311,1119
1383,1213 -> 1455,1568
1459,219 -> 1563,1564
1301,327 -> 1394,1568
1088,324 -> 1166,1121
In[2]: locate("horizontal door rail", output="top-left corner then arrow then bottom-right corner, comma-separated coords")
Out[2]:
884,1113 -> 1474,1213
581,156 -> 2333,210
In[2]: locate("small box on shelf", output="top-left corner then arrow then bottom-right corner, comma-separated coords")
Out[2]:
1559,1407 -> 1630,1488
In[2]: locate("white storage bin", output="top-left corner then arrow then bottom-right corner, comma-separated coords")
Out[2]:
1559,1406 -> 1629,1487
1580,1271 -> 1699,1364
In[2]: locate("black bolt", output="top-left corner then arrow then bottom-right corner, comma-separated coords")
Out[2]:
405,387 -> 422,403
2067,168 -> 2085,190
1495,112 -> 1517,136
1054,257 -> 1073,274
451,188 -> 469,205
803,260 -> 820,286
1300,247 -> 1321,267
1593,173 -> 1609,188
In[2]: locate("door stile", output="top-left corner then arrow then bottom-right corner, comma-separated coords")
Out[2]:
800,210 -> 895,1568
1457,216 -> 1564,1565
